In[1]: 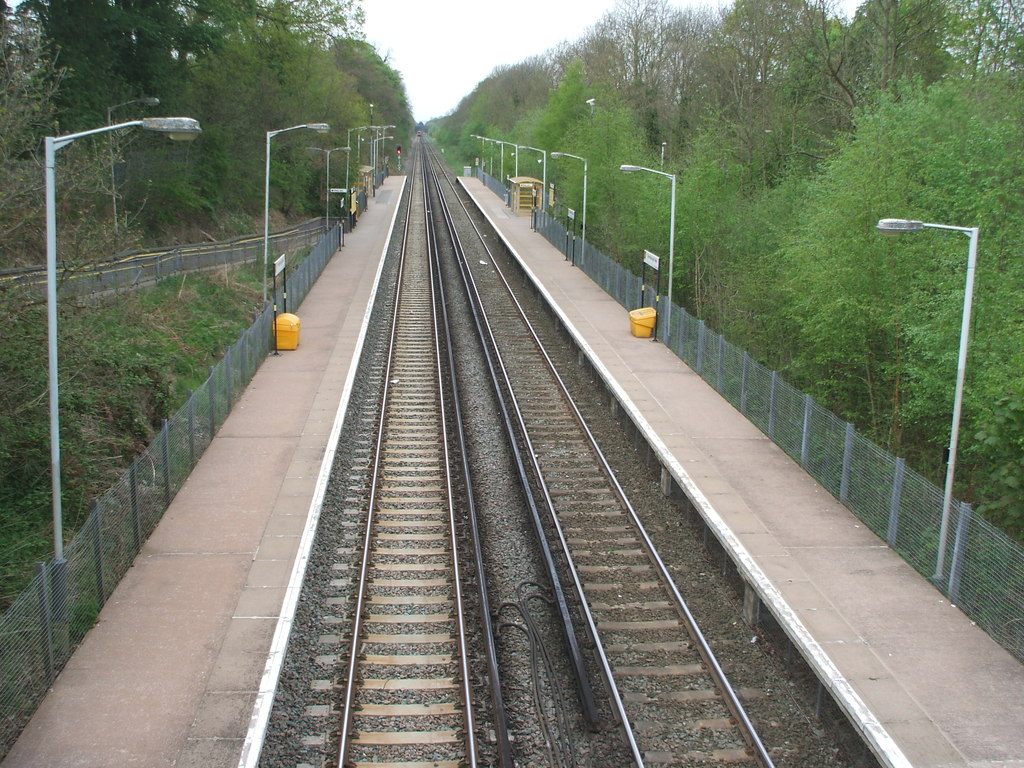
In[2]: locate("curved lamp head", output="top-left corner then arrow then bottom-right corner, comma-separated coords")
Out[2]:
620,164 -> 642,173
141,117 -> 202,141
308,123 -> 330,133
877,218 -> 924,236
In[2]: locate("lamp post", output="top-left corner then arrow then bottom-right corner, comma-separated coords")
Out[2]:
263,123 -> 329,305
306,146 -> 350,227
517,145 -> 547,211
106,97 -> 160,234
551,151 -> 588,258
346,126 -> 369,216
46,117 -> 202,561
620,164 -> 676,343
372,126 -> 395,176
876,217 -> 980,582
478,136 -> 497,176
471,134 -> 487,172
497,140 -> 515,184
338,145 -> 353,236
347,126 -> 368,162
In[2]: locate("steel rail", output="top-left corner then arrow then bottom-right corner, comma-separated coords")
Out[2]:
440,157 -> 777,767
421,144 -> 479,768
334,163 -> 413,766
421,142 -> 516,768
336,147 -> 479,767
422,142 -> 602,731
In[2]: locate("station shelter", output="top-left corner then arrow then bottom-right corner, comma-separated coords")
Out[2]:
508,176 -> 543,215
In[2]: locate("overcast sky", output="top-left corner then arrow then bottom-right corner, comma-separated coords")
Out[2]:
361,0 -> 861,122
362,0 -> 666,121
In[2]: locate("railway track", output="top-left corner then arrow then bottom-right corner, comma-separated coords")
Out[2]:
334,147 -> 484,767
426,142 -> 776,767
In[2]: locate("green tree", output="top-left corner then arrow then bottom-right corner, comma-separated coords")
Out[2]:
772,78 -> 1024,502
531,59 -> 588,151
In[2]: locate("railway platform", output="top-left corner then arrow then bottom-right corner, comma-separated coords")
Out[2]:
0,175 -> 406,768
457,174 -> 1024,768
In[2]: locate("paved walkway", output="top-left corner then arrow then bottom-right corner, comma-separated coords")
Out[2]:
1,176 -> 405,768
459,174 -> 1024,768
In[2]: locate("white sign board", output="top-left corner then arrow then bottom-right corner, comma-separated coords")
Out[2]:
643,250 -> 660,270
567,208 -> 576,221
330,188 -> 346,194
274,255 -> 286,276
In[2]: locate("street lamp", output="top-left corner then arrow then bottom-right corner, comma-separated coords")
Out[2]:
306,146 -> 350,227
46,116 -> 202,561
620,164 -> 676,343
876,217 -> 980,582
106,97 -> 160,234
497,140 -> 515,184
517,145 -> 547,211
263,123 -> 329,305
471,134 -> 487,171
477,136 -> 497,176
346,126 -> 369,210
551,151 -> 588,257
371,126 -> 395,176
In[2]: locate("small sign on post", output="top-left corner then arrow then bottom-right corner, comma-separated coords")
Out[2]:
640,249 -> 662,340
567,208 -> 577,265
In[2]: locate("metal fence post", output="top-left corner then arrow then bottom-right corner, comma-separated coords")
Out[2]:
740,352 -> 751,415
208,365 -> 217,436
716,334 -> 726,393
768,371 -> 779,440
840,422 -> 855,504
225,346 -> 233,407
241,330 -> 248,382
187,391 -> 196,467
129,460 -> 142,549
35,562 -> 56,686
948,502 -> 972,601
887,458 -> 906,546
161,419 -> 172,507
696,320 -> 706,376
89,499 -> 106,608
675,311 -> 686,363
800,394 -> 814,469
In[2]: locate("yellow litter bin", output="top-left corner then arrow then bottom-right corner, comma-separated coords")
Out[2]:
629,307 -> 657,338
274,312 -> 301,350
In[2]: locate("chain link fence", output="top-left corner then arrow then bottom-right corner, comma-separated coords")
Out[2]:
513,178 -> 1023,664
0,224 -> 343,759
